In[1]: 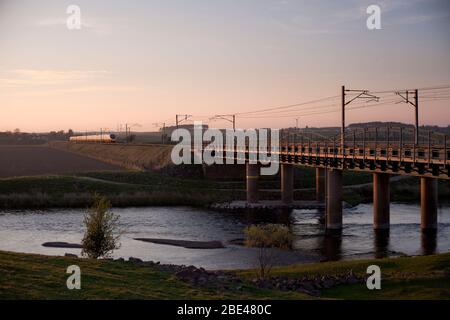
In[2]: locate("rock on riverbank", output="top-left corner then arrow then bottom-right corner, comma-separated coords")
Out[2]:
210,200 -> 354,213
42,242 -> 82,249
122,256 -> 364,296
133,238 -> 225,249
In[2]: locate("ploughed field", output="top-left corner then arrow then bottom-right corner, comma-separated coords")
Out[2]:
0,145 -> 122,178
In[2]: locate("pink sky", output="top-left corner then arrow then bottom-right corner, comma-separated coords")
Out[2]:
0,0 -> 449,132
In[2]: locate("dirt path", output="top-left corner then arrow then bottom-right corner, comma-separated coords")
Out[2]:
74,176 -> 144,187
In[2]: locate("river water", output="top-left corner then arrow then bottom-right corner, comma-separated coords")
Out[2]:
0,203 -> 449,269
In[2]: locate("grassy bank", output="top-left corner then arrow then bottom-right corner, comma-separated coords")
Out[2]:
0,250 -> 449,299
0,173 -> 237,209
0,251 -> 308,300
49,141 -> 174,171
341,176 -> 450,206
241,252 -> 450,300
72,170 -> 450,206
0,170 -> 449,209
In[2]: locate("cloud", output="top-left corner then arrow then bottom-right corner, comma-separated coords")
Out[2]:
0,69 -> 145,97
36,17 -> 113,36
269,0 -> 445,35
270,19 -> 342,35
376,0 -> 428,13
373,0 -> 450,27
386,12 -> 450,26
0,69 -> 110,87
37,17 -> 94,29
2,85 -> 142,97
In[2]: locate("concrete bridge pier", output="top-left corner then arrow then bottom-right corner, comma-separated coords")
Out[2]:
421,177 -> 438,231
281,164 -> 294,205
326,169 -> 343,230
246,163 -> 260,203
316,168 -> 326,201
373,173 -> 390,230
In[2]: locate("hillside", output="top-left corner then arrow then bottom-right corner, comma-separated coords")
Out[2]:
50,141 -> 174,171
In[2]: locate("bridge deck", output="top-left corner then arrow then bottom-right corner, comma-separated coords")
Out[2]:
199,143 -> 449,179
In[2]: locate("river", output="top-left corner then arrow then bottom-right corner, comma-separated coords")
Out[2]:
0,203 -> 449,269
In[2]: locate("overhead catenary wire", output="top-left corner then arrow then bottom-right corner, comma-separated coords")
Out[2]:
150,84 -> 450,128
234,95 -> 340,116
237,95 -> 450,119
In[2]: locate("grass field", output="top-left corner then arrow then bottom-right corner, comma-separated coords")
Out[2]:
0,250 -> 449,300
0,174 -> 234,209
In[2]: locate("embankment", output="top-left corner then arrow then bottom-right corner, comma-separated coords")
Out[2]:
49,142 -> 243,179
50,141 -> 174,171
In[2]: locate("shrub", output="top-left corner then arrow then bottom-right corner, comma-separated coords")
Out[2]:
81,194 -> 121,259
244,224 -> 293,279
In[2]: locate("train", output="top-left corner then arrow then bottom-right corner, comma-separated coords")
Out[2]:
69,132 -> 165,144
69,134 -> 119,143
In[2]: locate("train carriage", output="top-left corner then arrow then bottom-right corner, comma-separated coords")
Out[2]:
69,134 -> 117,143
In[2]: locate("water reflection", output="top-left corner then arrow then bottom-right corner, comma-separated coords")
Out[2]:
374,229 -> 390,259
321,230 -> 343,261
421,230 -> 437,255
0,203 -> 449,269
239,209 -> 292,225
291,203 -> 450,262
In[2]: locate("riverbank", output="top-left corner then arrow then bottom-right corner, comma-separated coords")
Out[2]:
0,250 -> 449,299
0,173 -> 235,209
1,170 -> 449,210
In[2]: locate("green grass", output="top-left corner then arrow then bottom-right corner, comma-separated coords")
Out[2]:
321,277 -> 450,300
243,253 -> 450,277
74,171 -> 216,189
0,170 -> 448,209
0,251 -> 308,300
238,253 -> 450,300
0,175 -> 141,195
0,174 -> 235,209
1,251 -> 449,299
75,168 -> 373,190
0,171 -> 222,194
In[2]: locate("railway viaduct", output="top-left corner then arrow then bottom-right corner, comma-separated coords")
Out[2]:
201,125 -> 449,232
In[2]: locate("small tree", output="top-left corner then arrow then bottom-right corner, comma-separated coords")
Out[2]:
244,224 -> 293,279
81,195 -> 121,259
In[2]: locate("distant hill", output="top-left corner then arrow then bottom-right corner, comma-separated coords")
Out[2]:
283,122 -> 450,134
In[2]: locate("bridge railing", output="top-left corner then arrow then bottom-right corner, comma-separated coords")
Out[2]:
197,125 -> 449,165
278,126 -> 449,164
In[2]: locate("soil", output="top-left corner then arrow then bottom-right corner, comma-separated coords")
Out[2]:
0,145 -> 122,177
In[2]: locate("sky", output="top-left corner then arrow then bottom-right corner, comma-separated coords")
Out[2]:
0,0 -> 449,132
